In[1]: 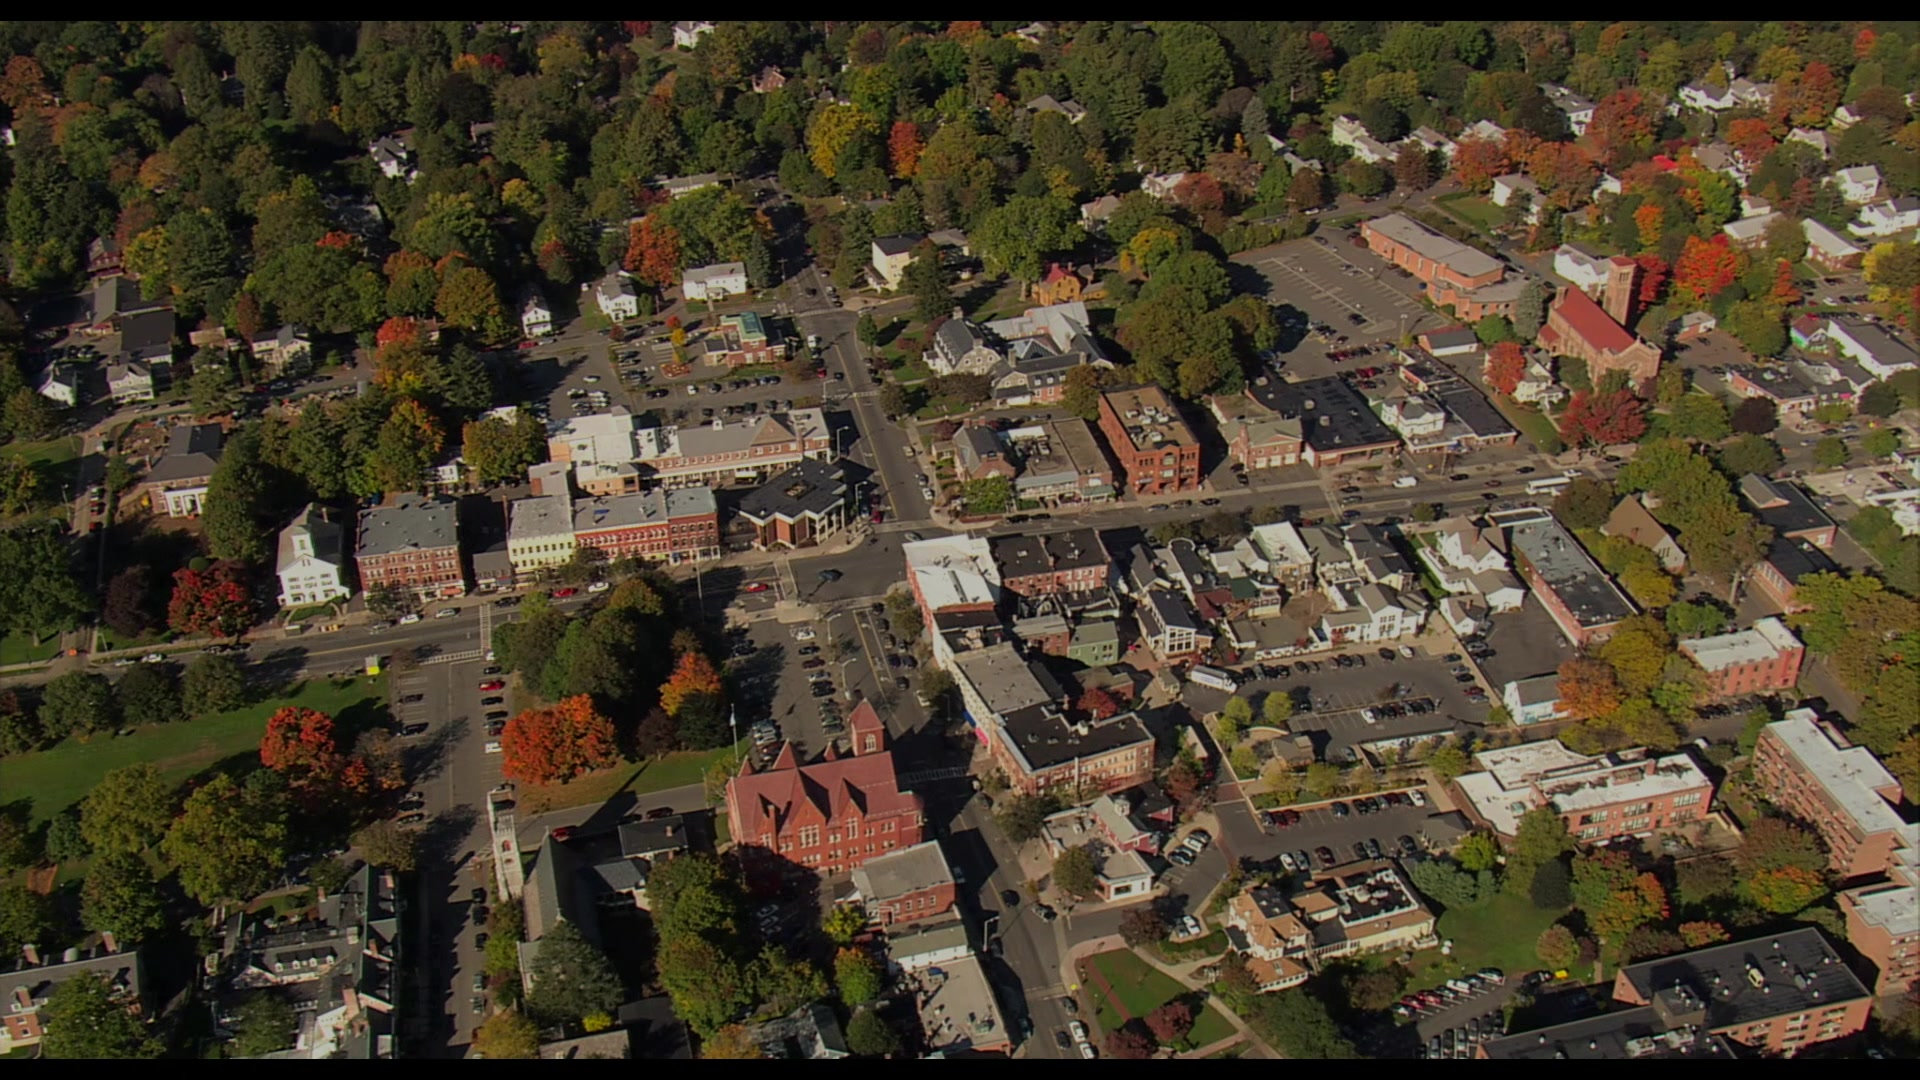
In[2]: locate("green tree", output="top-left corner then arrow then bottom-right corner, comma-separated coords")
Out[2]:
1455,832 -> 1500,872
527,920 -> 625,1024
1813,436 -> 1850,469
1061,364 -> 1115,422
473,1009 -> 541,1059
181,653 -> 248,717
1475,315 -> 1515,345
994,792 -> 1057,844
1053,845 -> 1101,900
1717,434 -> 1783,477
40,971 -> 161,1059
1250,982 -> 1356,1058
1863,428 -> 1901,459
113,664 -> 183,728
0,885 -> 56,960
204,426 -> 271,563
1570,850 -> 1669,940
659,935 -> 751,1039
823,904 -> 869,946
834,946 -> 883,1004
1428,745 -> 1470,783
1262,690 -> 1295,727
44,810 -> 90,863
1552,478 -> 1617,531
161,773 -> 288,904
39,670 -> 116,740
1303,762 -> 1342,799
231,994 -> 298,1057
972,195 -> 1085,288
1858,381 -> 1902,418
81,851 -> 169,944
846,1008 -> 901,1058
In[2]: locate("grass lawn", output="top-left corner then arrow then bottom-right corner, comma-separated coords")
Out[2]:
281,602 -> 341,624
0,677 -> 384,826
95,626 -> 175,653
1490,394 -> 1566,455
0,631 -> 63,666
1409,891 -> 1569,987
1085,948 -> 1237,1047
519,740 -> 748,816
1434,193 -> 1505,233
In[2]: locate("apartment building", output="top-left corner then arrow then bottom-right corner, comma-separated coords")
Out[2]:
1453,739 -> 1714,842
506,495 -> 577,580
903,535 -> 1003,647
1210,392 -> 1305,470
1677,617 -> 1804,699
1224,861 -> 1437,993
632,409 -> 832,488
1482,927 -> 1869,1059
1752,711 -> 1917,881
1247,377 -> 1402,467
355,495 -> 466,600
988,703 -> 1154,798
1751,535 -> 1840,613
989,528 -> 1109,599
1839,864 -> 1920,996
572,488 -> 721,565
1002,418 -> 1118,504
725,703 -> 926,884
2,941 -> 150,1054
1095,386 -> 1203,495
1500,510 -> 1637,647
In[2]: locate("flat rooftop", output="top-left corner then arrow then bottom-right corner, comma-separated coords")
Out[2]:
357,495 -> 459,556
851,840 -> 953,901
1101,386 -> 1196,449
952,643 -> 1055,716
1249,377 -> 1402,454
1765,712 -> 1915,842
1678,617 -> 1801,672
905,535 -> 1002,611
1365,213 -> 1504,278
1481,1005 -> 1737,1060
1506,514 -> 1636,629
572,488 -> 716,531
1619,927 -> 1870,1032
997,703 -> 1152,774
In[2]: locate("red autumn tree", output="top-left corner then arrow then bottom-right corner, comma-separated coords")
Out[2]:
1672,234 -> 1744,303
625,216 -> 682,289
1173,172 -> 1228,215
260,706 -> 342,776
233,293 -> 265,343
501,695 -> 621,786
1557,387 -> 1648,447
1633,203 -> 1664,249
1105,1023 -> 1156,1060
168,561 -> 256,638
1789,62 -> 1841,128
1557,658 -> 1624,720
1587,89 -> 1656,169
1634,252 -> 1670,306
316,230 -> 357,251
1078,687 -> 1121,721
1726,118 -> 1777,166
887,120 -> 924,180
1484,341 -> 1528,396
1145,1001 -> 1195,1045
659,651 -> 724,717
1768,259 -> 1801,306
1451,137 -> 1510,193
1854,28 -> 1877,58
375,315 -> 423,349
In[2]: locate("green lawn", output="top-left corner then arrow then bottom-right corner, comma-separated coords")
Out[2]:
0,434 -> 84,525
0,677 -> 384,825
1085,948 -> 1237,1047
1490,394 -> 1566,455
519,740 -> 748,816
1409,891 -> 1569,986
0,631 -> 64,666
1435,193 -> 1505,233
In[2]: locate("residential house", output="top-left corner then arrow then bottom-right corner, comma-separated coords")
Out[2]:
2,941 -> 151,1054
1490,174 -> 1542,223
1320,582 -> 1428,645
681,261 -> 749,302
1080,194 -> 1122,232
1538,276 -> 1662,390
1136,587 -> 1206,663
368,132 -> 415,180
106,361 -> 155,405
735,459 -> 855,550
1502,674 -> 1567,726
1602,495 -> 1687,573
1460,119 -> 1508,142
1402,126 -> 1456,161
1753,710 -> 1918,881
1223,862 -> 1437,993
1831,103 -> 1865,131
1722,211 -> 1782,248
1678,72 -> 1774,112
1210,392 -> 1305,471
671,21 -> 715,49
355,495 -> 466,600
1739,474 -> 1837,548
926,316 -> 1000,377
658,173 -> 722,199
1095,386 -> 1203,494
1802,219 -> 1864,271
1541,83 -> 1596,134
725,702 -> 927,883
82,275 -> 171,337
538,998 -> 692,1059
572,488 -> 720,566
631,408 -> 832,489
1361,213 -> 1516,320
1247,376 -> 1402,467
36,366 -> 78,408
276,504 -> 351,608
1417,517 -> 1526,612
591,266 -> 640,321
143,422 -> 225,517
869,235 -> 922,291
249,326 -> 312,375
1834,164 -> 1885,205
1499,510 -> 1637,647
1453,739 -> 1714,842
1678,617 -> 1804,699
1691,141 -> 1749,184
86,235 -> 124,278
750,66 -> 787,94
1140,172 -> 1187,201
516,284 -> 552,338
1330,116 -> 1396,163
215,862 -> 400,1059
1025,95 -> 1087,123
846,841 -> 956,928
1787,126 -> 1831,157
749,1003 -> 849,1060
1849,196 -> 1920,239
1002,419 -> 1118,505
1479,927 -> 1867,1059
1825,315 -> 1920,380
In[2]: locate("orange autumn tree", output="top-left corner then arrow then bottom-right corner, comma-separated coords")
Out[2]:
659,651 -> 723,717
1556,658 -> 1623,720
260,706 -> 375,811
1633,203 -> 1664,249
1768,259 -> 1801,306
1634,252 -> 1670,306
1450,137 -> 1510,193
1484,341 -> 1528,396
500,695 -> 621,786
1726,118 -> 1777,167
1672,234 -> 1745,303
626,216 -> 682,289
887,120 -> 924,179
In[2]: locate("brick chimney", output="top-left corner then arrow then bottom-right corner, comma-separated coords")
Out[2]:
100,931 -> 119,955
21,944 -> 39,966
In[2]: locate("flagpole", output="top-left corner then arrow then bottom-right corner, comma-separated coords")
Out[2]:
730,705 -> 739,771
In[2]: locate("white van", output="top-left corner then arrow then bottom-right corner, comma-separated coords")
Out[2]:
1188,665 -> 1240,693
1392,475 -> 1418,488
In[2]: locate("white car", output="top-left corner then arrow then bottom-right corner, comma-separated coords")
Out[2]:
584,375 -> 600,383
1399,644 -> 1416,659
434,607 -> 460,619
1563,468 -> 1582,479
484,741 -> 503,754
1078,1042 -> 1097,1060
399,613 -> 422,624
793,628 -> 817,641
141,652 -> 166,664
588,581 -> 610,593
1069,1022 -> 1088,1043
1408,789 -> 1427,807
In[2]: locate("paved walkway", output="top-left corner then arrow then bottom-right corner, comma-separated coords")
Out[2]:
1067,939 -> 1279,1060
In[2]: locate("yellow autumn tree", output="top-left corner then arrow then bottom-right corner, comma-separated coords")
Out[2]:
806,103 -> 879,180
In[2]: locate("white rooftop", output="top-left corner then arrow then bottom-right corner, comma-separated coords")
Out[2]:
1768,711 -> 1916,844
1458,739 -> 1711,836
1679,617 -> 1801,672
1249,522 -> 1314,568
905,535 -> 1002,611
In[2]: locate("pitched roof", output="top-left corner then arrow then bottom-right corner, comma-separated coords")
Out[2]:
1551,282 -> 1636,354
727,738 -> 923,846
145,423 -> 225,484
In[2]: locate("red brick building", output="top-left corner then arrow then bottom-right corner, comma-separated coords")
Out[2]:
2,943 -> 148,1054
1453,740 -> 1714,844
847,840 -> 957,927
571,488 -> 721,565
1677,617 -> 1804,699
988,528 -> 1109,598
725,702 -> 927,882
1361,213 -> 1506,297
1536,281 -> 1662,390
1752,711 -> 1916,881
1839,871 -> 1920,996
1096,386 -> 1203,495
354,495 -> 467,600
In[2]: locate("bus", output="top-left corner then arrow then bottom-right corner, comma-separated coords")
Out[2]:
1526,476 -> 1573,497
1188,665 -> 1241,693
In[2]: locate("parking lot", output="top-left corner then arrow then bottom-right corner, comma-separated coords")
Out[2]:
1355,972 -> 1521,1059
1192,650 -> 1493,761
1235,235 -> 1444,377
731,604 -> 935,767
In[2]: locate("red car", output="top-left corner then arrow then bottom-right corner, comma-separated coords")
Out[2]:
743,582 -> 769,593
870,509 -> 884,524
551,826 -> 575,842
551,587 -> 578,598
517,340 -> 538,351
478,680 -> 506,692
